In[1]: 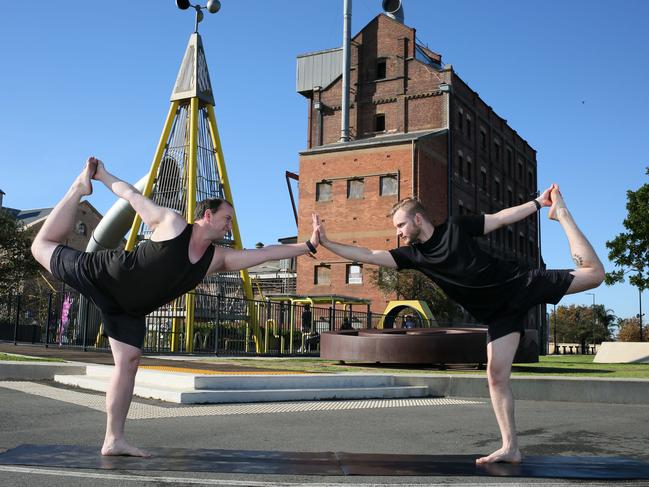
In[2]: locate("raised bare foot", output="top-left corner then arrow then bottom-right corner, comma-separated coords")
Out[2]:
475,447 -> 522,464
74,158 -> 97,196
548,184 -> 567,221
101,439 -> 151,458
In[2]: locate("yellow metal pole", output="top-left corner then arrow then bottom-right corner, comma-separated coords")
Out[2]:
171,298 -> 180,352
125,101 -> 180,251
206,105 -> 261,352
183,97 -> 200,353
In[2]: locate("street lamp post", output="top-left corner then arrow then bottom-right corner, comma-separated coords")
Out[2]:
553,304 -> 558,354
585,292 -> 595,353
638,288 -> 644,342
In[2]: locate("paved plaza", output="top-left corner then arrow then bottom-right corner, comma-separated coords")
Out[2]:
1,364 -> 649,486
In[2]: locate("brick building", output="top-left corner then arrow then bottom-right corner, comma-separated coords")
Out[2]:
295,13 -> 543,331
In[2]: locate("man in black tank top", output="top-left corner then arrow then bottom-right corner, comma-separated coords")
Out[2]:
313,189 -> 604,465
31,157 -> 320,458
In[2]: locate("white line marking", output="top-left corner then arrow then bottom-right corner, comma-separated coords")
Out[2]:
0,465 -> 625,486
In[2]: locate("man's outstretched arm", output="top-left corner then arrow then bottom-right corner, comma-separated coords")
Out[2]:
92,159 -> 179,231
313,214 -> 398,268
483,185 -> 553,234
208,224 -> 320,273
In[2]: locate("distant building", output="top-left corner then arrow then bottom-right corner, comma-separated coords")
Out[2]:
247,237 -> 297,299
294,13 -> 543,332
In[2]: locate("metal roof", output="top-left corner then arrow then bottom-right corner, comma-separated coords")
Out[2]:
300,128 -> 446,155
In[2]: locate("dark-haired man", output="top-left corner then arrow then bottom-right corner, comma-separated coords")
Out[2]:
31,157 -> 319,457
313,185 -> 604,464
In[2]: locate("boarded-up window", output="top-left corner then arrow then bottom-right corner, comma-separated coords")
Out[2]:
347,179 -> 364,199
376,59 -> 387,80
314,265 -> 331,285
346,264 -> 362,284
380,175 -> 397,196
316,181 -> 332,202
375,114 -> 386,132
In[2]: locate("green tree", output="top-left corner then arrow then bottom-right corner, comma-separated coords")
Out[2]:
550,304 -> 615,345
605,166 -> 649,339
370,268 -> 464,322
0,210 -> 39,295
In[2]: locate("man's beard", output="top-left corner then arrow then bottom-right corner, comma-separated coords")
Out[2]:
404,225 -> 422,244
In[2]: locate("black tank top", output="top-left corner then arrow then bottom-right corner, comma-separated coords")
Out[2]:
80,224 -> 215,316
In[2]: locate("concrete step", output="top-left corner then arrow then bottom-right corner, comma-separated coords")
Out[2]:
81,365 -> 400,389
53,366 -> 431,404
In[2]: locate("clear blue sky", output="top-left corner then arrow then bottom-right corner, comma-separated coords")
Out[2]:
1,1 -> 647,321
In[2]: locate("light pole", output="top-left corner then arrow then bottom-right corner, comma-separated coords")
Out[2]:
638,288 -> 644,342
553,304 -> 558,354
585,292 -> 595,352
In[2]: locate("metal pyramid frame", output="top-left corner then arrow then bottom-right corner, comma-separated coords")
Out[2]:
124,33 -> 257,353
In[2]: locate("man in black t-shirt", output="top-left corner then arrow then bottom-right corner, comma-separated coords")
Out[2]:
313,185 -> 604,464
31,157 -> 320,458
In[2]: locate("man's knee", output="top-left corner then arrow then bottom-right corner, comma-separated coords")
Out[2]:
487,364 -> 511,389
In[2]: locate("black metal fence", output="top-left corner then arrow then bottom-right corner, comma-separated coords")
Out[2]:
0,291 -> 443,356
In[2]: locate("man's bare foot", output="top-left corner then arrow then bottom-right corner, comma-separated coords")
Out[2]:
475,447 -> 522,464
548,184 -> 567,221
74,159 -> 97,196
101,439 -> 151,458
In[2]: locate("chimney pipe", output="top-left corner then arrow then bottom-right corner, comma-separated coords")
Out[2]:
382,0 -> 404,23
340,0 -> 352,142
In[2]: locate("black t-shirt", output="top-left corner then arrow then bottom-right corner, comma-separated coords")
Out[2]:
389,215 -> 528,321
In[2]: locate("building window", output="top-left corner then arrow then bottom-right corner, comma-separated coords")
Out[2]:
528,170 -> 534,190
494,179 -> 501,201
314,265 -> 331,285
376,59 -> 387,80
457,111 -> 464,131
347,178 -> 364,199
375,114 -> 386,132
458,201 -> 465,215
346,264 -> 363,284
380,175 -> 398,196
519,234 -> 526,255
466,116 -> 472,140
507,188 -> 513,207
481,168 -> 487,191
518,194 -> 524,206
458,153 -> 464,178
507,229 -> 514,250
517,161 -> 523,181
466,157 -> 473,182
494,142 -> 500,162
480,129 -> 486,150
316,181 -> 332,202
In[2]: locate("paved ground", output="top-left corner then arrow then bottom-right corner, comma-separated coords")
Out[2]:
2,342 -> 649,486
1,377 -> 649,486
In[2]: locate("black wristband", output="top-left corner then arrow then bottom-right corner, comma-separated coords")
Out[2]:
305,240 -> 317,253
532,200 -> 541,211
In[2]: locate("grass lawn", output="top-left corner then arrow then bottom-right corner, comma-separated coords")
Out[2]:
0,353 -> 64,363
197,354 -> 649,379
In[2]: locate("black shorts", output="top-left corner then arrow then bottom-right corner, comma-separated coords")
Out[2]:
484,268 -> 575,342
50,245 -> 146,349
